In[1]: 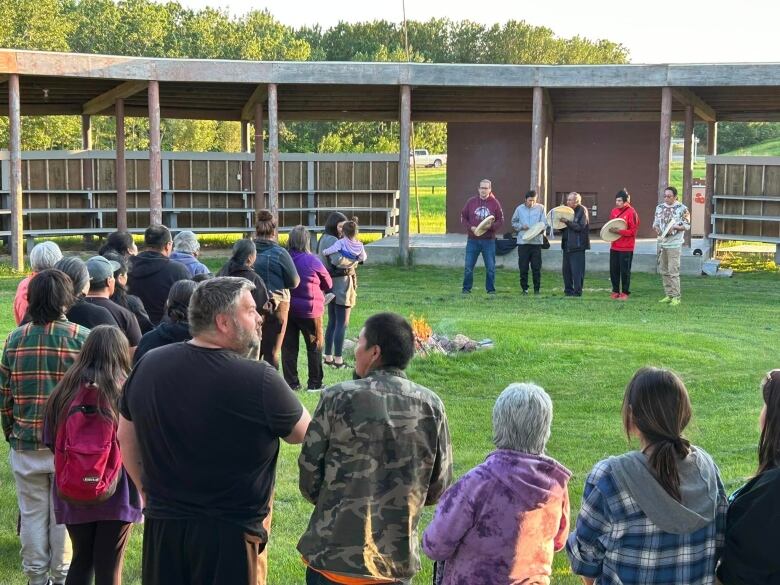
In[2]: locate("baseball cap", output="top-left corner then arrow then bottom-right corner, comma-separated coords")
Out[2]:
86,255 -> 120,283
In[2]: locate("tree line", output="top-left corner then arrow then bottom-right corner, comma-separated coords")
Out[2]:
1,0 -> 774,154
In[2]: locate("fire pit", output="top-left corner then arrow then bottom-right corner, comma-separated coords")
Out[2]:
410,315 -> 493,356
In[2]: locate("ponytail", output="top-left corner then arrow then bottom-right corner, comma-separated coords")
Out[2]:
622,367 -> 692,502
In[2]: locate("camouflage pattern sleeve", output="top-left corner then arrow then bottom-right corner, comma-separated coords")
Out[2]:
298,393 -> 331,504
425,405 -> 453,506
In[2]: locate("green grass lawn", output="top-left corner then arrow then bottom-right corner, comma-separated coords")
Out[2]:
1,260 -> 778,584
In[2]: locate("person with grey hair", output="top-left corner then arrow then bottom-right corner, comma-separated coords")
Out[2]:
13,241 -> 63,325
423,383 -> 572,585
118,276 -> 311,585
55,256 -> 118,330
560,191 -> 590,297
171,230 -> 210,277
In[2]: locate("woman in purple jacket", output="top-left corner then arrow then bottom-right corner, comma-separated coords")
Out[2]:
423,383 -> 571,585
282,225 -> 332,391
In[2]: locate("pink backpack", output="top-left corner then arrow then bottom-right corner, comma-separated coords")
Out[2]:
54,383 -> 122,504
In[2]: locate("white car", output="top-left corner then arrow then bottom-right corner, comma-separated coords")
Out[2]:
410,149 -> 447,168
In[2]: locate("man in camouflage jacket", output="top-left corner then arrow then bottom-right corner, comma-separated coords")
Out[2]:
298,312 -> 453,584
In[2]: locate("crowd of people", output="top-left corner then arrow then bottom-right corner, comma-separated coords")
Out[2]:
461,180 -> 691,303
0,207 -> 775,585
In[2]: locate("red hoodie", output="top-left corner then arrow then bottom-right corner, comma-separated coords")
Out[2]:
460,194 -> 505,240
609,203 -> 639,252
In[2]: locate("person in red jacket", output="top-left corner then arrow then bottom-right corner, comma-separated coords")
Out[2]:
460,179 -> 504,295
607,189 -> 639,299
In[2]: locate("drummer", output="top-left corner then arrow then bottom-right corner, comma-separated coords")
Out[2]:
607,189 -> 640,300
511,190 -> 547,295
460,179 -> 504,295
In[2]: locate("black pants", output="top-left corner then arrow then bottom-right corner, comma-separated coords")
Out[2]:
609,250 -> 634,294
305,567 -> 408,585
517,244 -> 542,292
65,521 -> 133,585
142,517 -> 264,585
562,250 -> 586,296
282,315 -> 324,389
260,301 -> 289,369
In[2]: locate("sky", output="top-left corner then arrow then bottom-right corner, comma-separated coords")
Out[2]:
175,0 -> 779,64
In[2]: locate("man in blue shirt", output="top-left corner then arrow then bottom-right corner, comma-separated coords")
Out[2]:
511,190 -> 547,295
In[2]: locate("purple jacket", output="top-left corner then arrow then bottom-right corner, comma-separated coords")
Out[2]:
423,449 -> 571,585
289,250 -> 332,318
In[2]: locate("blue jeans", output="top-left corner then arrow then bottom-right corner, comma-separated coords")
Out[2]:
462,238 -> 496,293
324,303 -> 351,357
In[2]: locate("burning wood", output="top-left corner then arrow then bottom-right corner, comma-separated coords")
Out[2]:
410,314 -> 493,356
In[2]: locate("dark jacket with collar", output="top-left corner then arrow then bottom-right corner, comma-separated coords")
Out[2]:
561,204 -> 591,253
253,239 -> 300,302
128,251 -> 191,325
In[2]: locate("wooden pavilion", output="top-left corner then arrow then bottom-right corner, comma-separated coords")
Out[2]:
3,49 -> 780,270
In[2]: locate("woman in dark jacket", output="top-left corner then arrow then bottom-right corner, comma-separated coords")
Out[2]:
98,230 -> 137,259
281,226 -> 332,391
718,369 -> 780,585
102,251 -> 155,334
133,280 -> 198,364
253,209 -> 300,369
217,239 -> 272,318
317,212 -> 360,369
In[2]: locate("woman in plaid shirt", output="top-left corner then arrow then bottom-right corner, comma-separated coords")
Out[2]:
566,367 -> 727,585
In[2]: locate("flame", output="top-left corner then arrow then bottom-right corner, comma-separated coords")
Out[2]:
410,314 -> 433,342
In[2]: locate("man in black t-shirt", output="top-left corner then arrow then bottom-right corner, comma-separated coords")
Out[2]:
118,277 -> 310,585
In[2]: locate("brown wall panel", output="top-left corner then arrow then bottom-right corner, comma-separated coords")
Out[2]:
446,122 -> 532,233
550,122 -> 660,237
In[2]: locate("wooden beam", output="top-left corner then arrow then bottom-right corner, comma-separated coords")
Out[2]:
254,103 -> 264,217
241,85 -> 267,121
240,121 -> 249,153
148,80 -> 162,226
82,80 -> 148,115
683,104 -> 694,246
116,98 -> 127,232
411,112 -> 532,123
267,83 -> 279,219
81,114 -> 92,150
8,74 -> 23,272
557,111 -> 687,123
658,87 -> 673,203
717,112 -> 780,122
399,85 -> 411,266
705,122 -> 717,244
121,106 -> 241,121
671,88 -> 716,122
530,87 -> 545,196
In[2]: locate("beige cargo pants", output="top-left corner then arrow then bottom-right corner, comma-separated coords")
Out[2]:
658,247 -> 682,298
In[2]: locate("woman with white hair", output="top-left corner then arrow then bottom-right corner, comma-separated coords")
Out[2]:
423,383 -> 571,585
13,241 -> 63,325
170,230 -> 210,277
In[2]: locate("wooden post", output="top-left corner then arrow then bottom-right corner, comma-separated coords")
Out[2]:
657,87 -> 673,202
682,104 -> 694,246
116,98 -> 128,231
8,74 -> 23,272
253,104 -> 265,217
267,83 -> 279,219
530,86 -> 545,196
240,120 -> 249,153
81,114 -> 92,150
148,80 -> 162,226
705,121 -> 717,248
399,85 -> 411,266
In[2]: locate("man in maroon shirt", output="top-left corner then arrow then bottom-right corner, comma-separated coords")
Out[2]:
460,179 -> 504,294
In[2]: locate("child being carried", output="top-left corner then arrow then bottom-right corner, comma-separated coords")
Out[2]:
322,218 -> 367,262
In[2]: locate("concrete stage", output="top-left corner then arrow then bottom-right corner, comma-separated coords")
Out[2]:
366,235 -> 705,275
